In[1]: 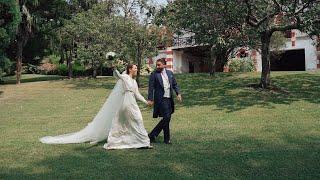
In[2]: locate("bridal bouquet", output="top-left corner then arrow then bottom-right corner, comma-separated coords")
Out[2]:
112,59 -> 127,73
105,51 -> 127,72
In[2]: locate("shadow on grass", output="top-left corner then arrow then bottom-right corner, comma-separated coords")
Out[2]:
1,75 -> 65,85
172,72 -> 320,112
61,76 -> 151,91
4,72 -> 319,113
58,72 -> 320,112
62,77 -> 116,90
1,135 -> 319,179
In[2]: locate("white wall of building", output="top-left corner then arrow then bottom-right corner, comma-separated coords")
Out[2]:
151,50 -> 166,64
282,37 -> 318,71
255,51 -> 262,72
155,30 -> 318,73
254,30 -> 318,71
173,50 -> 189,73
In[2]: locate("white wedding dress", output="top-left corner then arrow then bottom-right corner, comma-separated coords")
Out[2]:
39,70 -> 150,150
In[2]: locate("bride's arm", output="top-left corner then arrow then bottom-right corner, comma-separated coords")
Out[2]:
113,69 -> 123,79
134,80 -> 148,105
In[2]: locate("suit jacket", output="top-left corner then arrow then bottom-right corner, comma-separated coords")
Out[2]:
148,69 -> 180,118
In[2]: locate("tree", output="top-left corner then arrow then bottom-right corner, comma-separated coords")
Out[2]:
20,0 -> 72,63
14,0 -> 41,84
10,0 -> 103,82
59,1 -> 125,78
48,0 -> 105,78
62,0 -> 163,82
116,0 -> 164,85
0,0 -> 20,81
243,0 -> 320,88
156,0 -> 258,75
121,22 -> 164,85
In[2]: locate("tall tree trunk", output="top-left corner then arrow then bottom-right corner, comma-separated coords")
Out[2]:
93,68 -> 97,78
210,46 -> 229,75
136,44 -> 142,87
67,50 -> 72,79
16,41 -> 23,84
260,31 -> 272,88
92,59 -> 97,78
15,3 -> 32,84
215,51 -> 228,72
59,46 -> 65,64
209,45 -> 216,76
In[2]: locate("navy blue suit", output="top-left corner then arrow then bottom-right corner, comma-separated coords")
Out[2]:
148,69 -> 180,142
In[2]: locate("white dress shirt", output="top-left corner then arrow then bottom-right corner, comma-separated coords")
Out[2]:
161,69 -> 171,98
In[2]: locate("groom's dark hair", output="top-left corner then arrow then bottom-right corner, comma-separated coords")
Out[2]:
156,58 -> 166,65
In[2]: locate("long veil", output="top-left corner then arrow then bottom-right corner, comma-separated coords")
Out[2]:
39,74 -> 125,144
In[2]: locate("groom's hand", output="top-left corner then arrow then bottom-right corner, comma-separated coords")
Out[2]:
177,94 -> 182,102
147,100 -> 154,107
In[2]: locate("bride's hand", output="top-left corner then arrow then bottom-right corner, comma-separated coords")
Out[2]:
147,100 -> 154,107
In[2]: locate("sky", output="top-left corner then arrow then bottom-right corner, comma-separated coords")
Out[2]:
154,0 -> 168,5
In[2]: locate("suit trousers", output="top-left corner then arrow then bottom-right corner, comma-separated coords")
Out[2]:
150,98 -> 172,142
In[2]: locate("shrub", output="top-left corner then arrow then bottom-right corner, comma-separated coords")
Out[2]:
72,64 -> 86,77
228,57 -> 255,72
56,64 -> 87,77
47,54 -> 61,65
0,55 -> 12,75
57,64 -> 68,76
141,64 -> 154,75
24,63 -> 40,74
0,56 -> 12,82
38,63 -> 57,75
99,65 -> 113,76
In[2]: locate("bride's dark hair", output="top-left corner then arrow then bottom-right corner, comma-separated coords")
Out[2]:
126,64 -> 136,74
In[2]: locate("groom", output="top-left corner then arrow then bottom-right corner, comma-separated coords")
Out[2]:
147,59 -> 182,144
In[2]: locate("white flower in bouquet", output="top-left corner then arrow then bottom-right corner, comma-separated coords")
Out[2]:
105,52 -> 116,60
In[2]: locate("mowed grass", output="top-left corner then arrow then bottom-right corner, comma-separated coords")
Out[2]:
1,74 -> 64,84
1,71 -> 320,179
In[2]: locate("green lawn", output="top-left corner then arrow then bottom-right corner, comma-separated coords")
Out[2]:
1,71 -> 320,179
1,74 -> 64,84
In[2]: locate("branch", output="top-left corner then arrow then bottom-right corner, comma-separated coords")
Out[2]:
244,0 -> 259,27
272,0 -> 281,11
272,23 -> 298,32
271,16 -> 301,32
245,0 -> 281,27
293,0 -> 298,14
294,0 -> 318,15
256,11 -> 279,26
313,19 -> 320,24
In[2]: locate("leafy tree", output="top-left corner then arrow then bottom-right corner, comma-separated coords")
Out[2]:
59,0 -> 163,82
244,0 -> 320,88
59,1 -> 121,78
8,0 -> 102,83
156,0 -> 258,75
14,0 -> 41,84
0,0 -> 20,81
157,0 -> 319,86
121,22 -> 164,85
116,0 -> 164,85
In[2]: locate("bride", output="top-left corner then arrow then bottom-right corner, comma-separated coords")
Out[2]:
40,64 -> 151,150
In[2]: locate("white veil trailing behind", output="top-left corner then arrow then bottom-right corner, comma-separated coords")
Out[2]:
39,71 -> 126,144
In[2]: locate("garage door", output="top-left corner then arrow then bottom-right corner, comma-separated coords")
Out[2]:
270,49 -> 305,71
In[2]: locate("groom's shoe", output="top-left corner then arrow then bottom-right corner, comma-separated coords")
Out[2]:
148,134 -> 156,143
164,140 -> 172,145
